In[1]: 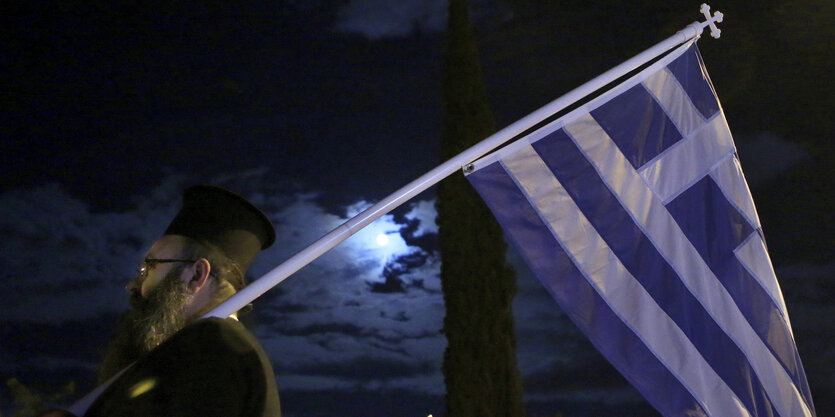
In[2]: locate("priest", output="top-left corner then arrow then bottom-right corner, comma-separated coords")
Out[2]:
43,184 -> 281,416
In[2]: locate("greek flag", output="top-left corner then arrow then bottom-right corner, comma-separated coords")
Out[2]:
466,40 -> 815,417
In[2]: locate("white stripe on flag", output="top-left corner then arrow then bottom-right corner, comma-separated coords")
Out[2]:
735,233 -> 792,331
564,113 -> 812,417
644,67 -> 704,137
710,155 -> 762,230
639,113 -> 735,204
502,145 -> 750,417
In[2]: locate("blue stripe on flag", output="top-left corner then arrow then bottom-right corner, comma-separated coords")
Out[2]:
667,45 -> 720,119
530,130 -> 777,417
590,84 -> 682,168
467,161 -> 707,417
667,177 -> 815,406
666,176 -> 754,270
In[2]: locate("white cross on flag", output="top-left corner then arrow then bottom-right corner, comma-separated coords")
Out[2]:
466,40 -> 815,417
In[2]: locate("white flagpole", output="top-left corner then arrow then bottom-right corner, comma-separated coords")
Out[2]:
204,5 -> 723,319
69,5 -> 722,414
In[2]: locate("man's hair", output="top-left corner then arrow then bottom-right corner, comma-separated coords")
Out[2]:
178,236 -> 247,297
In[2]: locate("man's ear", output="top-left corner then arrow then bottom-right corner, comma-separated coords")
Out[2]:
187,258 -> 212,293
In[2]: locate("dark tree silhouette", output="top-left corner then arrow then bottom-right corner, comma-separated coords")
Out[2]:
436,0 -> 526,416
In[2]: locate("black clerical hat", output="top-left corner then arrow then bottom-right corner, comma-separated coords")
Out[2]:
164,185 -> 275,273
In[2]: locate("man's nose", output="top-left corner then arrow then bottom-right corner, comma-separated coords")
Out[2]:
125,279 -> 138,293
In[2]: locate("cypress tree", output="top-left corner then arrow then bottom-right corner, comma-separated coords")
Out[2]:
437,0 -> 525,416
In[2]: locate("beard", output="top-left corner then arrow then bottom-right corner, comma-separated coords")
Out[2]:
97,269 -> 193,382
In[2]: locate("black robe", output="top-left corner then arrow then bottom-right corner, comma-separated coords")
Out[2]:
85,317 -> 280,417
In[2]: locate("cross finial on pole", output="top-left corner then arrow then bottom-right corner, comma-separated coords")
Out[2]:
700,4 -> 724,39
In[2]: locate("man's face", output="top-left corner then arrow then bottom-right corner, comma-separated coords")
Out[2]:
98,236 -> 196,381
130,264 -> 193,353
128,235 -> 198,351
127,235 -> 191,298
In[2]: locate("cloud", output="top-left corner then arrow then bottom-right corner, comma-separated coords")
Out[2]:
370,251 -> 431,293
331,0 -> 513,40
399,199 -> 440,253
178,172 -> 449,395
404,199 -> 438,236
291,355 -> 434,379
0,180 -> 186,322
0,169 -> 447,399
332,1 -> 448,39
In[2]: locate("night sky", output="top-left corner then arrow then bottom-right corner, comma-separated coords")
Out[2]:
2,1 -> 833,416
